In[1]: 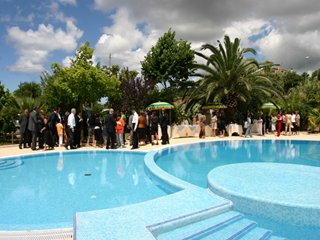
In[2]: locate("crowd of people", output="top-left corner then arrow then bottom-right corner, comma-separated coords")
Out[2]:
18,106 -> 171,151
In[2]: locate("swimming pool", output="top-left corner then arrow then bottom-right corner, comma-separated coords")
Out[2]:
0,151 -> 167,231
155,139 -> 320,188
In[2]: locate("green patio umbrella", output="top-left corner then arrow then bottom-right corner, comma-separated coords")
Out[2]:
202,103 -> 227,110
146,101 -> 174,125
259,102 -> 281,110
146,101 -> 174,110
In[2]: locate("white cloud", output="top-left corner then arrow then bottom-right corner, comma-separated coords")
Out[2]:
93,0 -> 320,73
58,0 -> 77,6
0,14 -> 11,22
7,21 -> 83,73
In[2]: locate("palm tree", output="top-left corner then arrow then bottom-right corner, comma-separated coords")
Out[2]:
308,108 -> 320,132
187,35 -> 284,123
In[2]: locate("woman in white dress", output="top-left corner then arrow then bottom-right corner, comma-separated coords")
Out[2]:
211,112 -> 217,137
258,115 -> 263,136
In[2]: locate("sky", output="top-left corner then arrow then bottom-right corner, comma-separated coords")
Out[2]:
1,0 -> 320,92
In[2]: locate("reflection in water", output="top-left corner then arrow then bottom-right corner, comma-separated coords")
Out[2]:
68,171 -> 76,185
156,140 -> 320,188
57,152 -> 64,171
101,157 -> 107,185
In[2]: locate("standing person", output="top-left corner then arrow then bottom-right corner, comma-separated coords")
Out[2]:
271,113 -> 277,133
281,111 -> 286,134
56,107 -> 62,146
138,110 -> 147,146
19,109 -> 29,149
128,113 -> 134,146
48,107 -> 59,146
276,111 -> 282,137
40,115 -> 54,151
86,111 -> 96,147
260,110 -> 265,135
211,112 -> 217,137
121,111 -> 127,144
94,113 -> 104,148
144,110 -> 151,144
64,108 -> 76,150
199,111 -> 206,139
131,109 -> 139,149
265,112 -> 271,134
28,106 -> 39,150
285,111 -> 292,136
105,108 -> 116,149
291,111 -> 296,135
82,111 -> 88,142
245,115 -> 253,138
296,111 -> 301,135
219,111 -> 226,138
37,110 -> 44,149
150,112 -> 159,145
258,116 -> 263,136
238,111 -> 245,133
63,111 -> 69,143
160,108 -> 169,144
116,115 -> 125,148
74,110 -> 83,148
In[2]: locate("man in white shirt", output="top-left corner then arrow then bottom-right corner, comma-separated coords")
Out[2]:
65,108 -> 76,150
131,109 -> 139,149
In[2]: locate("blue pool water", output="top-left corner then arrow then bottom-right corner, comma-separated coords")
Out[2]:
0,151 -> 167,231
155,139 -> 320,188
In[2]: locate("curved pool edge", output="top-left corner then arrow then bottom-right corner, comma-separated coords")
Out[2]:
207,162 -> 320,227
144,150 -> 195,191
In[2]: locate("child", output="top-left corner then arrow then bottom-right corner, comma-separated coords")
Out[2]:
116,116 -> 125,148
56,122 -> 64,147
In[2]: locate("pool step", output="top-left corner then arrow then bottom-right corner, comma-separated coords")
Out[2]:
155,211 -> 243,239
153,211 -> 287,240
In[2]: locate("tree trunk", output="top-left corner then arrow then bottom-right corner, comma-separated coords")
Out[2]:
224,107 -> 235,124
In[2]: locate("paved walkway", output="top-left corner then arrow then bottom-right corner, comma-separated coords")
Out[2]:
0,132 -> 319,158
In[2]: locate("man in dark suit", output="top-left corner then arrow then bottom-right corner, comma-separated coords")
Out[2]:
19,109 -> 29,149
105,108 -> 116,149
260,110 -> 265,135
144,110 -> 151,144
48,107 -> 59,146
28,106 -> 39,150
37,110 -> 44,149
160,108 -> 169,145
238,111 -> 245,133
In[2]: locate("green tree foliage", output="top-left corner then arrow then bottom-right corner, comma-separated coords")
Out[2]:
311,68 -> 320,80
13,81 -> 41,98
141,29 -> 195,102
187,35 -> 284,123
0,81 -> 15,136
308,108 -> 320,132
51,41 -> 120,111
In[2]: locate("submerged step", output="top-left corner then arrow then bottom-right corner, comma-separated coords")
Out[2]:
239,227 -> 272,240
156,211 -> 243,240
148,202 -> 232,236
200,218 -> 257,240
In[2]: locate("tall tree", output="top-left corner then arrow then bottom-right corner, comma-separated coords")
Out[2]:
0,81 -> 15,136
187,35 -> 285,123
51,41 -> 120,111
13,81 -> 41,98
311,68 -> 320,80
108,71 -> 157,113
141,29 -> 195,103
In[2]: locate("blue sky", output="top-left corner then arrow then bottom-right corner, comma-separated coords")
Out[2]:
1,0 -> 319,92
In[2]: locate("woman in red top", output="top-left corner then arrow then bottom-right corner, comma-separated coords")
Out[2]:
277,110 -> 282,137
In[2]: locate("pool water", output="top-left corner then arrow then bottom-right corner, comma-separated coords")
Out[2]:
0,151 -> 167,231
155,139 -> 320,188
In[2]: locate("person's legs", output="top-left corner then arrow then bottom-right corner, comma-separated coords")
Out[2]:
110,132 -> 115,149
119,133 -> 124,147
130,130 -> 133,145
106,131 -> 111,149
59,135 -> 63,147
65,128 -> 74,149
19,131 -> 25,148
31,131 -> 37,149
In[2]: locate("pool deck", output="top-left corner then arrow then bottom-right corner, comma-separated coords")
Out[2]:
0,132 -> 319,158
